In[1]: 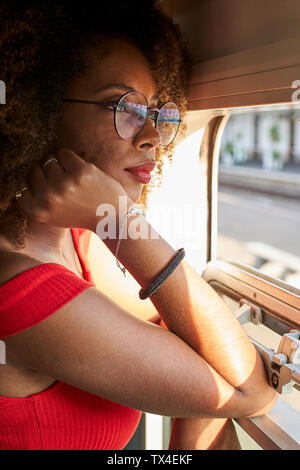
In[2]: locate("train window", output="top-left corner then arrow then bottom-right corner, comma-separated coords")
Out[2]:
136,107 -> 300,450
218,105 -> 300,289
146,114 -> 213,273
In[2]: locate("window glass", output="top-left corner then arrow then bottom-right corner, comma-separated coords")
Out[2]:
218,107 -> 300,288
147,128 -> 206,273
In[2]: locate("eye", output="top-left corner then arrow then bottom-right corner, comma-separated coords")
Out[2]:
94,98 -> 119,111
99,101 -> 117,111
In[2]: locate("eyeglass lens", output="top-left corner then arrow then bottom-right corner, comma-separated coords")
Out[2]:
157,102 -> 180,147
115,92 -> 180,146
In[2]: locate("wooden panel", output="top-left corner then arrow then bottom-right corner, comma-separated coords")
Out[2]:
159,0 -> 300,109
160,0 -> 300,62
188,89 -> 296,112
190,37 -> 300,84
187,38 -> 300,110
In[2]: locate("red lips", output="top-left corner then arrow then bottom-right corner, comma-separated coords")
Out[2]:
124,162 -> 156,172
124,161 -> 156,184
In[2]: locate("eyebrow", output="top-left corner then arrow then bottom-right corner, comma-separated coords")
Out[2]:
94,83 -> 159,103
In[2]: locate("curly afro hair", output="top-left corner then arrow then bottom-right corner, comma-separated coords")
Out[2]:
0,0 -> 191,249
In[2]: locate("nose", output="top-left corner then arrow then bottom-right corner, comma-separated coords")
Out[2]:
132,117 -> 160,151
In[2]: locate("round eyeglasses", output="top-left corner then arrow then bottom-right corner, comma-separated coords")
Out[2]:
63,91 -> 181,147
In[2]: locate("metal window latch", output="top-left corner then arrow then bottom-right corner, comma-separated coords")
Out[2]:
236,300 -> 262,325
235,301 -> 300,394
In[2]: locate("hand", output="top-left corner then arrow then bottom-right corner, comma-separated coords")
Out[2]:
16,149 -> 132,233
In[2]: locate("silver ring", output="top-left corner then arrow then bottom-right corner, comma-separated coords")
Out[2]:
42,157 -> 58,171
15,186 -> 28,200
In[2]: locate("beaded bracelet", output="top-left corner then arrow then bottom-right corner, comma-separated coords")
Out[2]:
139,248 -> 185,300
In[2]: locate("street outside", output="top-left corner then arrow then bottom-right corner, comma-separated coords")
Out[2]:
218,185 -> 300,289
218,183 -> 300,450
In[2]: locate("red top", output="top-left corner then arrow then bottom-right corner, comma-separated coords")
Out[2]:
0,229 -> 142,450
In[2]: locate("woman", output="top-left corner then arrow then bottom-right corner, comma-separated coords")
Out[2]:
0,1 -> 277,450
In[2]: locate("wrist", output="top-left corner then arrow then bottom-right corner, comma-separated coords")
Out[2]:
115,193 -> 137,236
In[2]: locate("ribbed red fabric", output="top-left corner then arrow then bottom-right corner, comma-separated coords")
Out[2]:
70,228 -> 94,284
0,229 -> 142,450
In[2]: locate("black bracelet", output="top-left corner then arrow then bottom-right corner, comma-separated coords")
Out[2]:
139,248 -> 185,300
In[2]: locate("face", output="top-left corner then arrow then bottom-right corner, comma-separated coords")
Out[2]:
56,38 -> 160,203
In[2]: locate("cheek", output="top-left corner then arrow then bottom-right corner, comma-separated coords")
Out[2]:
89,131 -> 121,169
56,114 -> 111,163
90,135 -> 142,199
57,113 -> 132,179
57,116 -> 95,156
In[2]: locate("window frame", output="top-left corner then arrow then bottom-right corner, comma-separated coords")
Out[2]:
200,111 -> 300,450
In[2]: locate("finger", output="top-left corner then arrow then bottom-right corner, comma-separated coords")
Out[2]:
42,155 -> 66,182
15,185 -> 34,215
14,185 -> 29,199
27,163 -> 48,198
42,156 -> 64,172
16,168 -> 49,221
57,148 -> 87,174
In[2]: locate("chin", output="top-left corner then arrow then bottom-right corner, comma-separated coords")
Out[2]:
121,183 -> 144,203
130,191 -> 142,204
126,186 -> 143,204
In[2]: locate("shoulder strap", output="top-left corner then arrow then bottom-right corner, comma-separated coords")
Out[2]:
0,263 -> 93,339
71,228 -> 95,285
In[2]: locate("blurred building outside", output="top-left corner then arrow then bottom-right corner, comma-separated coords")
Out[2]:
220,109 -> 300,171
218,109 -> 300,290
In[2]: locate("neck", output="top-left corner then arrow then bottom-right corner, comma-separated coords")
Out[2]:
0,219 -> 70,264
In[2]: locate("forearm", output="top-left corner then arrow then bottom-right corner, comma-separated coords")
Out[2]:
101,208 -> 273,401
169,417 -> 241,450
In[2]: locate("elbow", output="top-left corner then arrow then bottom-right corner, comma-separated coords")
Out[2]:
238,385 -> 279,418
248,388 -> 279,418
235,350 -> 280,418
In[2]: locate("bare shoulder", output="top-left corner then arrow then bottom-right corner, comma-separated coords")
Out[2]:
0,252 -> 44,286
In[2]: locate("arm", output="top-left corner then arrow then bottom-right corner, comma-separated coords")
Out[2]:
86,233 -> 161,324
168,417 -> 241,450
101,204 -> 278,418
157,317 -> 241,449
87,243 -> 238,448
86,240 -> 239,446
14,150 -> 277,418
3,253 -> 276,419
